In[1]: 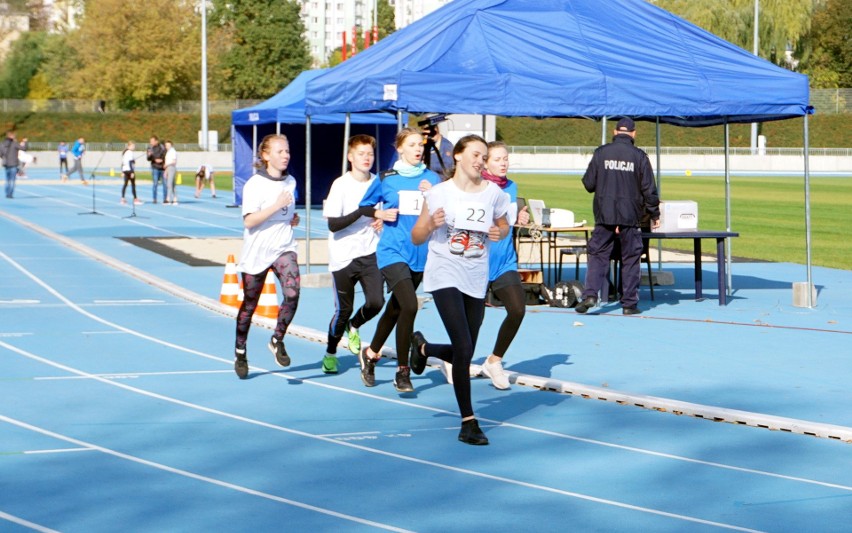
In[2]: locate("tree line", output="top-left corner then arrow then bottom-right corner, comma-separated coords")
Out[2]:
0,0 -> 848,110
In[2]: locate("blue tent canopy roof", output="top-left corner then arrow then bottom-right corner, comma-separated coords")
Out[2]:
231,69 -> 398,126
305,0 -> 812,125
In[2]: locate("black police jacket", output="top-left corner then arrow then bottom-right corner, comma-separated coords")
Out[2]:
582,134 -> 660,227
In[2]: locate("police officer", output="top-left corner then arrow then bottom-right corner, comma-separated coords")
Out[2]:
575,117 -> 660,315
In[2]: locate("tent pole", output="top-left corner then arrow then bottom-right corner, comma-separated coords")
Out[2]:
724,121 -> 733,294
601,116 -> 607,145
397,109 -> 404,131
655,117 -> 662,271
305,115 -> 312,274
342,113 -> 351,176
804,114 -> 813,307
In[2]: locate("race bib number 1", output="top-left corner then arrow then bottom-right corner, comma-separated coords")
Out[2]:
397,190 -> 424,216
453,201 -> 493,233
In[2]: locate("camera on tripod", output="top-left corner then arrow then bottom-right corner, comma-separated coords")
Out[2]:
417,113 -> 448,170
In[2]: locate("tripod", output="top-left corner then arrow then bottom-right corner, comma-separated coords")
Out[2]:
422,137 -> 447,175
78,151 -> 107,216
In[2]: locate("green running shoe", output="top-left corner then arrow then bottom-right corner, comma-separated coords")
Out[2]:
347,325 -> 361,355
322,354 -> 338,374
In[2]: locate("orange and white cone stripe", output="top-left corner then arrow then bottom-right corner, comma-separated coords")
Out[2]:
219,254 -> 241,308
255,270 -> 279,319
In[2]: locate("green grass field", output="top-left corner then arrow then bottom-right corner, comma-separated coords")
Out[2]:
510,173 -> 852,271
128,170 -> 849,270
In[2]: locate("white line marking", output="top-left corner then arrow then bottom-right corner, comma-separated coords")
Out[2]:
92,299 -> 165,304
0,510 -> 60,533
0,415 -> 412,533
0,299 -> 39,304
35,370 -> 232,380
0,341 -> 771,531
24,447 -> 94,455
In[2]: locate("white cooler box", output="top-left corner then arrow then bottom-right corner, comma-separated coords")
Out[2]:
653,200 -> 698,232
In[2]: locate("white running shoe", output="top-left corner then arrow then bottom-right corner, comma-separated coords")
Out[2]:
439,360 -> 454,385
481,358 -> 510,390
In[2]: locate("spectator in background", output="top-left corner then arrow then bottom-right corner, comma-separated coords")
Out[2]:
163,140 -> 178,205
1,130 -> 22,198
16,137 -> 35,179
194,164 -> 216,199
67,137 -> 88,185
147,136 -> 166,203
59,141 -> 69,181
120,140 -> 142,205
422,122 -> 454,177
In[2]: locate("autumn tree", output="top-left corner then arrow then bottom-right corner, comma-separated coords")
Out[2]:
209,0 -> 311,100
799,0 -> 851,88
62,0 -> 200,109
0,32 -> 47,98
651,0 -> 813,66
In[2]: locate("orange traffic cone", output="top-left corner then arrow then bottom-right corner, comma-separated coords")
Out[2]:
219,254 -> 241,308
255,271 -> 279,319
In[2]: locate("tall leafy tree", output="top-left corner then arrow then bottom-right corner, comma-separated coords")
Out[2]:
651,0 -> 813,66
799,0 -> 851,88
0,32 -> 47,98
209,0 -> 311,100
63,0 -> 199,109
377,0 -> 396,38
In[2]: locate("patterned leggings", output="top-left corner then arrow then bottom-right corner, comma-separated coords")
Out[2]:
235,252 -> 300,348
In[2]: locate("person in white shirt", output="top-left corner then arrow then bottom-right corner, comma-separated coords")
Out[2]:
163,140 -> 178,204
321,135 -> 386,374
233,134 -> 301,379
194,164 -> 217,199
120,141 -> 142,205
410,134 -> 510,445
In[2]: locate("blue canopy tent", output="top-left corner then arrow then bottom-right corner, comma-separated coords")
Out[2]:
231,69 -> 399,208
305,0 -> 816,304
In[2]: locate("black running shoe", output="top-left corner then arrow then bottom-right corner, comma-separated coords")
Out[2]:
394,367 -> 414,392
358,348 -> 377,387
574,296 -> 597,314
622,306 -> 641,315
458,419 -> 489,445
409,331 -> 428,375
234,347 -> 249,379
268,336 -> 291,367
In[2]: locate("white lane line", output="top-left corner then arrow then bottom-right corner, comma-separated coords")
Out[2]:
1,246 -> 851,495
36,370 -> 232,380
0,299 -> 40,304
92,299 -> 165,304
24,447 -> 94,455
0,341 -> 769,532
0,510 -> 60,533
0,414 -> 412,533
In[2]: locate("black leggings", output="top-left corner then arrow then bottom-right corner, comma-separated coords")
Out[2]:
234,252 -> 300,348
489,282 -> 526,359
121,172 -> 137,199
368,275 -> 420,366
327,254 -> 385,353
424,287 -> 485,419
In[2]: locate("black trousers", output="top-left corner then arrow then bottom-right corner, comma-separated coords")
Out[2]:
581,224 -> 643,308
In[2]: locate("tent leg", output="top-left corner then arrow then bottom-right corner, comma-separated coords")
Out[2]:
724,122 -> 732,294
342,113 -> 351,176
804,114 -> 813,307
305,116 -> 312,274
654,117 -> 662,272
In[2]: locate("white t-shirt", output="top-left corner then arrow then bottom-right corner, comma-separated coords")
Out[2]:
423,180 -> 509,298
121,150 -> 134,172
164,147 -> 177,167
197,165 -> 213,180
237,172 -> 299,275
322,171 -> 380,272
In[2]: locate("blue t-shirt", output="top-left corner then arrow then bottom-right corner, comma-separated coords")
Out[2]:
359,168 -> 442,271
489,180 -> 520,282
